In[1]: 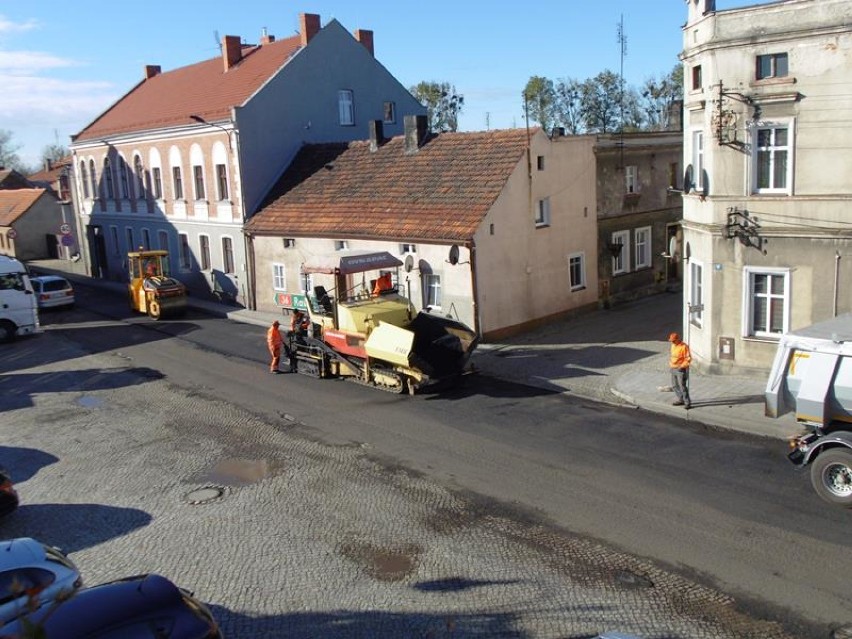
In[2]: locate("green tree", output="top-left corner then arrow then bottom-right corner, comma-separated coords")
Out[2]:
553,78 -> 584,134
409,81 -> 464,132
522,76 -> 555,132
640,64 -> 684,131
579,70 -> 624,134
0,129 -> 23,170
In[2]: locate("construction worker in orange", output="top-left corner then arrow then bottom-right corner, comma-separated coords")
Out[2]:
267,320 -> 283,374
372,272 -> 392,297
668,332 -> 692,409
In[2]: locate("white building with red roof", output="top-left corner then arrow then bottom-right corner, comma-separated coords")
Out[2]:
69,13 -> 425,301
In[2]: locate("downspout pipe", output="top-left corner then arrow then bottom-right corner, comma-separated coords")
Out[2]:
834,251 -> 841,318
468,240 -> 481,338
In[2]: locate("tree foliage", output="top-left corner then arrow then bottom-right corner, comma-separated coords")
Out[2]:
522,76 -> 555,132
0,129 -> 23,171
42,142 -> 69,164
640,64 -> 684,131
409,81 -> 464,132
523,64 -> 683,135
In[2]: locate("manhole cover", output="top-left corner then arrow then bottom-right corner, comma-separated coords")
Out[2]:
183,486 -> 225,505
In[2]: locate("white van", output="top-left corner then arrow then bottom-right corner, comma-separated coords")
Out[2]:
0,256 -> 40,342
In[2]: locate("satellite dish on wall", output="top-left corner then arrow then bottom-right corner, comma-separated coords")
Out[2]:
404,254 -> 414,273
448,245 -> 460,265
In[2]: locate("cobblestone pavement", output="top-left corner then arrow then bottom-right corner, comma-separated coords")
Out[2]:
0,330 -> 808,638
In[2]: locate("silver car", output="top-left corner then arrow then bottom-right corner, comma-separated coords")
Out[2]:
30,275 -> 75,309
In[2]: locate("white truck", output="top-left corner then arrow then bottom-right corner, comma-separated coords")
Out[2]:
765,314 -> 852,507
0,255 -> 40,342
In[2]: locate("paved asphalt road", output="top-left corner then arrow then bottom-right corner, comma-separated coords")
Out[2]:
1,282 -> 849,638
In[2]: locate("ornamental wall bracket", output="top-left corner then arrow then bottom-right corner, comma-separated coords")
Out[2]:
723,206 -> 767,254
712,81 -> 759,150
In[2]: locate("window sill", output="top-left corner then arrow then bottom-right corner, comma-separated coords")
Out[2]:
535,223 -> 550,229
570,286 -> 586,292
750,76 -> 796,88
741,334 -> 783,343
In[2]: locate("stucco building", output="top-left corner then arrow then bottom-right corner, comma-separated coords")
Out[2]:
0,189 -> 67,261
680,0 -> 852,372
246,118 -> 600,339
594,131 -> 684,307
69,13 -> 425,305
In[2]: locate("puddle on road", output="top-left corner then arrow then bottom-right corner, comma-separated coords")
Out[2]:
204,458 -> 269,486
77,395 -> 104,408
339,541 -> 422,582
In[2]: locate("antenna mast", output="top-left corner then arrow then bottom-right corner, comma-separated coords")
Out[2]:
617,15 -> 627,167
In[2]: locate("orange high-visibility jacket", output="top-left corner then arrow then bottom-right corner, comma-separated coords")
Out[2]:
669,342 -> 691,369
267,325 -> 282,351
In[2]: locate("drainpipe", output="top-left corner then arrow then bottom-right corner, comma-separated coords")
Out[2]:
834,251 -> 841,317
468,240 -> 481,337
246,232 -> 257,311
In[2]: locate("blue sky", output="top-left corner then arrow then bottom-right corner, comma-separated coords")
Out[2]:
1,0 -> 774,168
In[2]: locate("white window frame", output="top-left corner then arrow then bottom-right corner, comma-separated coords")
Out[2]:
222,236 -> 235,274
338,89 -> 355,126
119,155 -> 130,199
756,52 -> 788,80
634,226 -> 651,269
272,263 -> 286,291
198,234 -> 211,271
125,227 -> 135,254
335,240 -> 349,251
178,233 -> 191,270
141,228 -> 151,250
692,130 -> 704,192
110,225 -> 120,255
751,119 -> 793,195
133,154 -> 145,200
689,260 -> 704,328
157,230 -> 169,251
742,266 -> 790,338
400,243 -> 416,254
611,230 -> 630,275
568,252 -> 585,291
535,197 -> 551,227
625,165 -> 638,194
423,273 -> 442,308
383,101 -> 396,124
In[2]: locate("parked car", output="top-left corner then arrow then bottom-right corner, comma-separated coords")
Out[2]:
0,537 -> 82,626
29,275 -> 75,310
0,471 -> 18,518
0,573 -> 223,638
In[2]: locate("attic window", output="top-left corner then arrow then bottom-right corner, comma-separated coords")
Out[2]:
400,243 -> 416,254
283,238 -> 296,248
536,156 -> 545,171
334,240 -> 349,251
383,101 -> 396,124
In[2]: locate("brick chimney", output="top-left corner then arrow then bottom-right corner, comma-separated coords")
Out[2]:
260,27 -> 275,45
369,120 -> 384,152
404,114 -> 428,154
354,29 -> 374,56
222,35 -> 242,71
300,14 -> 320,47
144,65 -> 161,80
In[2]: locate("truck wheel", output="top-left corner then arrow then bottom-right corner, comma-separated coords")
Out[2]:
0,320 -> 15,344
810,449 -> 852,507
148,299 -> 162,320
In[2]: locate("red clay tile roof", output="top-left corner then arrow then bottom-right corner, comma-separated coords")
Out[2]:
28,156 -> 71,186
246,128 -> 535,242
0,189 -> 47,226
74,36 -> 302,142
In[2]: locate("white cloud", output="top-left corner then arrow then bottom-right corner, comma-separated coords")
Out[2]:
0,50 -> 77,73
0,74 -> 116,127
0,15 -> 38,34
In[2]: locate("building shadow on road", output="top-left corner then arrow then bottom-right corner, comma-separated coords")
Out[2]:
0,446 -> 59,482
1,503 -> 152,552
0,366 -> 165,413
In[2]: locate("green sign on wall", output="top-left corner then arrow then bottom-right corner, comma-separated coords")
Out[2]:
272,292 -> 309,310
